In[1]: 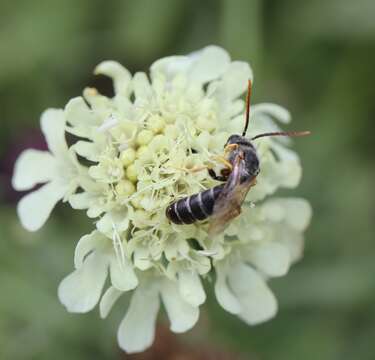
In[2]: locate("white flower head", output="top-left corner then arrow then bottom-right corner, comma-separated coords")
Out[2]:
13,45 -> 312,353
12,109 -> 83,231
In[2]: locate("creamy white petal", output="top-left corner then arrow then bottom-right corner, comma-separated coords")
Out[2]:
40,109 -> 67,156
229,263 -> 277,325
219,61 -> 253,100
87,203 -> 104,218
96,212 -> 115,235
160,279 -> 199,333
164,238 -> 189,261
214,262 -> 241,314
188,46 -> 230,84
117,284 -> 160,353
252,103 -> 291,124
17,180 -> 67,231
73,141 -> 101,162
109,257 -> 138,291
114,94 -> 134,118
12,149 -> 56,191
83,87 -> 112,113
58,252 -> 108,313
133,247 -> 152,270
65,124 -> 91,138
150,55 -> 190,79
65,97 -> 98,127
261,200 -> 285,222
99,286 -> 123,319
278,228 -> 305,263
74,231 -> 107,269
96,211 -> 130,239
95,61 -> 132,96
133,72 -> 153,100
247,243 -> 291,277
282,198 -> 312,231
271,143 -> 302,188
226,114 -> 246,135
178,270 -> 206,307
68,192 -> 92,210
98,115 -> 118,132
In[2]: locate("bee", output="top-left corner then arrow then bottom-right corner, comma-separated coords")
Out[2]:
166,80 -> 310,235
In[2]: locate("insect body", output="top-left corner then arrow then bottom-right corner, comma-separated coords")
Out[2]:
166,80 -> 310,234
165,184 -> 225,225
166,136 -> 258,224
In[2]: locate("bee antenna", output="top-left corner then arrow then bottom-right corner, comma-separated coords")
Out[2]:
242,79 -> 252,136
251,130 -> 311,141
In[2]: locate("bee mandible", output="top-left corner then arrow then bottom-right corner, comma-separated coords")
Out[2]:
166,80 -> 310,235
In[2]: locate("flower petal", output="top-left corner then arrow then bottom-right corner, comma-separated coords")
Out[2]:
160,279 -> 199,333
229,263 -> 277,325
95,61 -> 132,97
109,256 -> 138,291
252,103 -> 291,124
65,97 -> 99,127
83,87 -> 112,113
12,149 -> 56,191
68,192 -> 92,210
150,55 -> 190,80
73,140 -> 101,162
17,180 -> 67,231
214,262 -> 241,314
278,228 -> 305,263
74,231 -> 107,269
270,142 -> 302,189
96,211 -> 129,238
100,286 -> 123,319
247,243 -> 291,277
282,198 -> 312,231
178,270 -> 206,307
188,45 -> 230,84
133,72 -> 153,100
117,283 -> 160,353
40,109 -> 67,156
219,61 -> 253,100
133,247 -> 152,270
58,252 -> 108,313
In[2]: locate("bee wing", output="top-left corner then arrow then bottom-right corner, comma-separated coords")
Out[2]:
208,154 -> 255,236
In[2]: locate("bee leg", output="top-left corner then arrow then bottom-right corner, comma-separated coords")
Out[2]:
212,155 -> 233,171
189,165 -> 208,173
224,143 -> 239,155
234,205 -> 242,216
208,168 -> 227,182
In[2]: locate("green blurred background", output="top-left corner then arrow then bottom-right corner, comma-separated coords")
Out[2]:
1,0 -> 375,359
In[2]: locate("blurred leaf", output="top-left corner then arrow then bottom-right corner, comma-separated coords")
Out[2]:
220,0 -> 263,71
111,0 -> 188,67
279,0 -> 375,41
0,0 -> 92,81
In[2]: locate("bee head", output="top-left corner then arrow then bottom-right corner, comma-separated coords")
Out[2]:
244,149 -> 260,178
225,80 -> 308,182
225,134 -> 260,180
225,134 -> 253,148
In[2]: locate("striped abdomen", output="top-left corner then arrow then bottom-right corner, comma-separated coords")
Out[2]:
166,184 -> 225,224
